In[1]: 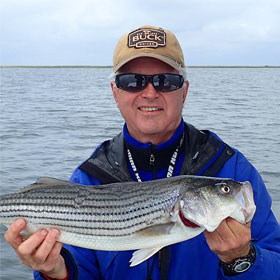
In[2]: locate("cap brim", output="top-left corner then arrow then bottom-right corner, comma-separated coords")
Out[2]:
113,52 -> 182,72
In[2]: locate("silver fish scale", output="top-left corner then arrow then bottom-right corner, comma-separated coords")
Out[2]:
0,179 -> 184,236
1,176 -> 256,255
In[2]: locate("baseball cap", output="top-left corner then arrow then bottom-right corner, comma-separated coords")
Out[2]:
113,25 -> 185,72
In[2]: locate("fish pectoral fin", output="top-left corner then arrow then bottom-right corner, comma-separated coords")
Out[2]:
19,177 -> 77,193
130,223 -> 174,267
130,247 -> 163,267
135,222 -> 175,237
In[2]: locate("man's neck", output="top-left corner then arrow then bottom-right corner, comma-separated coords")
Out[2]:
124,119 -> 184,146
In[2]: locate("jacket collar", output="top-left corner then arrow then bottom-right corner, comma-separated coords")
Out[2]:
79,122 -> 235,183
123,119 -> 185,151
123,120 -> 185,172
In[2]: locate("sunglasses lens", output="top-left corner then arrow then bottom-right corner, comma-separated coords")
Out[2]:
153,74 -> 184,92
116,74 -> 145,92
116,74 -> 184,92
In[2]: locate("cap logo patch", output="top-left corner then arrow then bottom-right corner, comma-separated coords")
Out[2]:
128,28 -> 166,48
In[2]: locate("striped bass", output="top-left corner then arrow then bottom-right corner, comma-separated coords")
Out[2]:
0,175 -> 256,266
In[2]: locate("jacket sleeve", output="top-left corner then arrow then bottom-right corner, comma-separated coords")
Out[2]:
216,150 -> 280,280
33,245 -> 102,280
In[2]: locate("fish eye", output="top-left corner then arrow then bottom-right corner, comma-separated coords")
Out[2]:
220,184 -> 231,194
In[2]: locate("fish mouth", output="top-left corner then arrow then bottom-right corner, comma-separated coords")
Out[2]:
179,210 -> 200,228
237,181 -> 256,223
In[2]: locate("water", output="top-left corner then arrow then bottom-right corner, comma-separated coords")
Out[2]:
0,67 -> 279,279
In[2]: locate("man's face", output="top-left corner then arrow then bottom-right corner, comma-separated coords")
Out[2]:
111,57 -> 189,144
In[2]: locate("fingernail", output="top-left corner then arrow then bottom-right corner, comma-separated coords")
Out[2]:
15,219 -> 24,227
51,229 -> 59,238
41,229 -> 48,236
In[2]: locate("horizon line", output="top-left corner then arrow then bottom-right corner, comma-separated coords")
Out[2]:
1,65 -> 279,69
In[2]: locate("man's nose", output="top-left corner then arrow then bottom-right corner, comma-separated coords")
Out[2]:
140,82 -> 160,98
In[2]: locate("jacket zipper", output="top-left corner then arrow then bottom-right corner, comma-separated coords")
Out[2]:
149,144 -> 157,179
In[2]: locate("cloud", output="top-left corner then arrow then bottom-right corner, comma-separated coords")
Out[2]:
0,0 -> 279,65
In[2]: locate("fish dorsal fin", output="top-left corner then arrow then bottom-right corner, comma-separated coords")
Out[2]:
19,177 -> 76,193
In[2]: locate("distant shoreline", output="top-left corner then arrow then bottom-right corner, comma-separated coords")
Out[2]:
1,65 -> 279,69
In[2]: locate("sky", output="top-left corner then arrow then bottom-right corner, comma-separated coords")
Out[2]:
0,0 -> 279,66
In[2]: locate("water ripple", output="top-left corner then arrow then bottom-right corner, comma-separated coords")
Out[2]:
1,67 -> 280,279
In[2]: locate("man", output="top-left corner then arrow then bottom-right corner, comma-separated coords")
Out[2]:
5,25 -> 280,279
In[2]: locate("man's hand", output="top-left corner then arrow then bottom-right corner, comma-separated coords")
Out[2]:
4,218 -> 67,279
204,217 -> 251,263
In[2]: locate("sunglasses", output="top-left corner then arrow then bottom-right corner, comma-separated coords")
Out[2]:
115,73 -> 184,92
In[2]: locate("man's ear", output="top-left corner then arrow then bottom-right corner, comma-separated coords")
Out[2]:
111,81 -> 118,105
182,80 -> 189,104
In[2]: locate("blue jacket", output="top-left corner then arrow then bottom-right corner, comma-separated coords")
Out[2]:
34,122 -> 280,280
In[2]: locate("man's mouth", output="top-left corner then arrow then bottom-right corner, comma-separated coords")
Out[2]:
138,107 -> 162,112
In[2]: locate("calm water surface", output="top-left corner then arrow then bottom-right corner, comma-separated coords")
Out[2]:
0,67 -> 279,279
